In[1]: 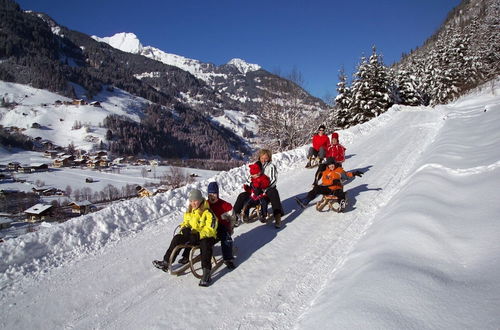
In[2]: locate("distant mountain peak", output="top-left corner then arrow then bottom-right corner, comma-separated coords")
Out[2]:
227,58 -> 261,74
92,32 -> 143,53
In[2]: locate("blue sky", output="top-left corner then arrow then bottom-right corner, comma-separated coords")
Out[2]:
16,0 -> 461,100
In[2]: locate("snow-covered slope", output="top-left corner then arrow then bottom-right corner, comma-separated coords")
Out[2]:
0,81 -> 149,151
1,80 -> 499,329
92,32 -> 261,83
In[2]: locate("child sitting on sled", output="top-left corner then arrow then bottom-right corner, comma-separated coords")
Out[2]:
241,162 -> 271,222
296,158 -> 363,212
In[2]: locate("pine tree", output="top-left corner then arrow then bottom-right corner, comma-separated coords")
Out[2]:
332,66 -> 353,128
395,70 -> 422,106
349,46 -> 393,125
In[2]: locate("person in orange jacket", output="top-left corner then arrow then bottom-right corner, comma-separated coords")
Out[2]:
296,158 -> 363,210
306,125 -> 330,168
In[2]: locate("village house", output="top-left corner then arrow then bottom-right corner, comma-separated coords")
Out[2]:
41,141 -> 56,151
53,155 -> 74,168
72,99 -> 87,106
135,159 -> 148,165
112,157 -> 125,165
95,150 -> 108,159
44,150 -> 58,158
89,101 -> 101,107
87,159 -> 100,169
136,186 -> 153,197
17,164 -> 33,173
31,186 -> 55,195
68,200 -> 96,215
31,163 -> 49,172
98,159 -> 109,168
7,162 -> 20,171
73,158 -> 88,167
24,203 -> 54,223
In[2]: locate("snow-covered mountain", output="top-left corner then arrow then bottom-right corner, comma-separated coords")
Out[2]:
91,31 -> 325,113
92,32 -> 261,82
1,79 -> 499,329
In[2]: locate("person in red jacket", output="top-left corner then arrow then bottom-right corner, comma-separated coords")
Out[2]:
206,182 -> 237,270
306,125 -> 330,168
241,162 -> 271,222
326,132 -> 346,163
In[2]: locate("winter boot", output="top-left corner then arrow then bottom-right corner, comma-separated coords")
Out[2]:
152,260 -> 169,272
305,157 -> 312,168
224,260 -> 237,271
274,214 -> 282,228
199,268 -> 212,287
339,199 -> 347,212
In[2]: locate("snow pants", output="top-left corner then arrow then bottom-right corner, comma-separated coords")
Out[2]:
234,186 -> 283,217
307,146 -> 327,159
164,227 -> 216,270
217,224 -> 234,261
305,185 -> 346,203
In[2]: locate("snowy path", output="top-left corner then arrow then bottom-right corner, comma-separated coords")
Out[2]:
2,84 -> 500,329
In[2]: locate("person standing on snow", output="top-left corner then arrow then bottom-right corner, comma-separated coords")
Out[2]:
305,124 -> 330,168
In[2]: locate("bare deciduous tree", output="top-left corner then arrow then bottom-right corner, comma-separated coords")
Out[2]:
257,68 -> 313,151
160,167 -> 194,189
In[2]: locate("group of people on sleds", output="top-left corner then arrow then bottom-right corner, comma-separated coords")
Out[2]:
153,126 -> 362,287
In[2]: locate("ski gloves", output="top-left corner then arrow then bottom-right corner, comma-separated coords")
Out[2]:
352,171 -> 363,177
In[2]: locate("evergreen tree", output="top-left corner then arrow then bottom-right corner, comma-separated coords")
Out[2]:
395,70 -> 422,106
332,66 -> 353,128
350,47 -> 392,125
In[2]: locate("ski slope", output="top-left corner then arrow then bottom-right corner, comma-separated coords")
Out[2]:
1,80 -> 500,329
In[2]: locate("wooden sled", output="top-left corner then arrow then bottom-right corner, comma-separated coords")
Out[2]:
168,244 -> 225,279
241,202 -> 272,224
305,157 -> 322,169
167,226 -> 236,278
315,194 -> 347,213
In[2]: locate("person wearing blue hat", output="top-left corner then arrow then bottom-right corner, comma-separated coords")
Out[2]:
206,182 -> 237,270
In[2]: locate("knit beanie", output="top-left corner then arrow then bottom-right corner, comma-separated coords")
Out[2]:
331,132 -> 339,140
207,182 -> 219,195
249,163 -> 261,175
188,189 -> 204,202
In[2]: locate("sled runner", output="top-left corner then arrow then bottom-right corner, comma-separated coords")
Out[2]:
154,226 -> 236,279
240,199 -> 271,224
167,244 -> 225,278
305,157 -> 321,168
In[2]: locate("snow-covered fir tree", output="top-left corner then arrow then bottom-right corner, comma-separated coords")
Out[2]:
349,47 -> 392,125
395,69 -> 422,106
331,66 -> 352,128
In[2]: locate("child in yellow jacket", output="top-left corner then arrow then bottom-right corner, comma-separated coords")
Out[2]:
153,189 -> 217,286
